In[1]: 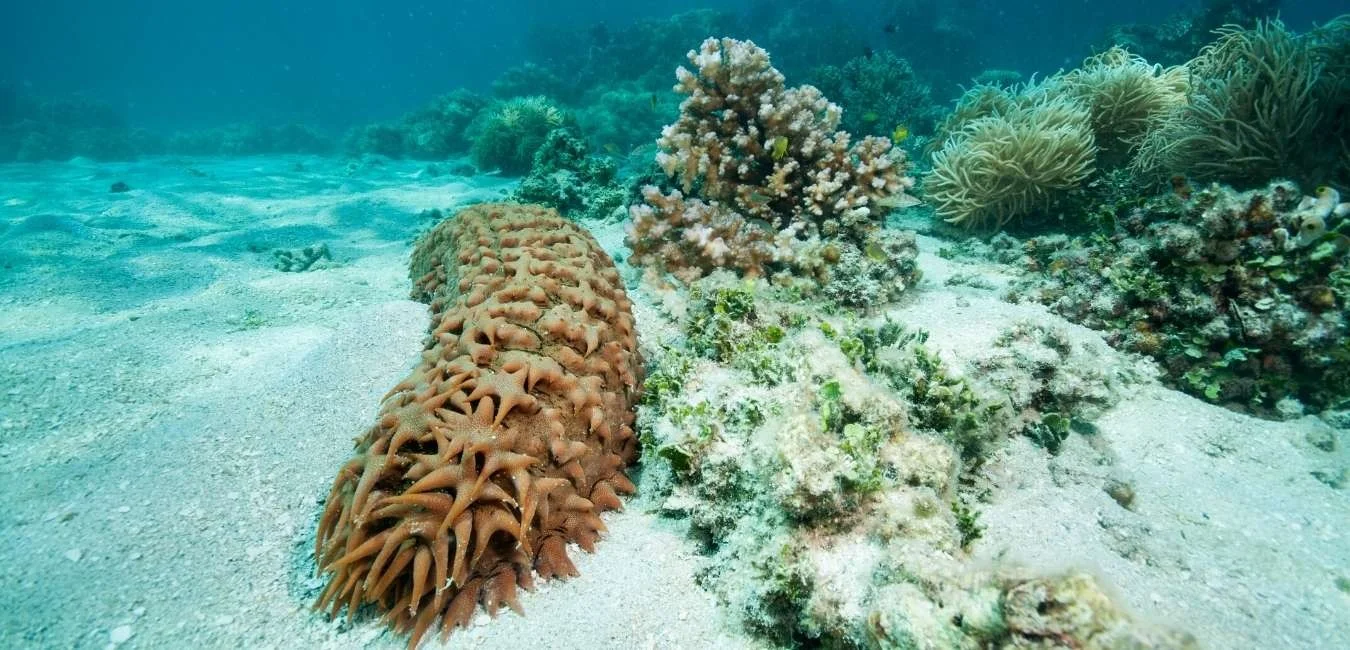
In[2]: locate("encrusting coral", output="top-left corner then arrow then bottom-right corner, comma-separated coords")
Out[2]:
313,203 -> 642,647
627,37 -> 915,283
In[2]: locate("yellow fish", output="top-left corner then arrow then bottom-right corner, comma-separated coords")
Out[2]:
771,135 -> 789,161
891,124 -> 910,144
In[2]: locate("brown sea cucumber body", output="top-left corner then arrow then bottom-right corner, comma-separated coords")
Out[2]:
314,203 -> 641,646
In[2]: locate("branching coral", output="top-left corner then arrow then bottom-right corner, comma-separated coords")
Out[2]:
627,185 -> 788,282
925,92 -> 1097,230
627,38 -> 914,282
313,203 -> 642,647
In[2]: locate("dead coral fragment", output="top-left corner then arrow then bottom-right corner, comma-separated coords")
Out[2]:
1002,573 -> 1197,649
314,203 -> 641,648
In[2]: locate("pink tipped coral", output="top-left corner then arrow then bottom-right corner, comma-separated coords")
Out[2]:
628,37 -> 914,281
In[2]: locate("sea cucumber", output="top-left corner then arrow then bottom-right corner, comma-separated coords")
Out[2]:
314,203 -> 641,647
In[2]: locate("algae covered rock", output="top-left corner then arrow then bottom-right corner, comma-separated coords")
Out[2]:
1011,182 -> 1350,414
633,276 -> 1189,649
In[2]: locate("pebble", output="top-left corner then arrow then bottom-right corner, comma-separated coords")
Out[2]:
65,549 -> 83,562
110,625 -> 133,644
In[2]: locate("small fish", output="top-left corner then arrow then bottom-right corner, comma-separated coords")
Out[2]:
883,24 -> 897,34
603,143 -> 619,154
861,111 -> 880,123
747,191 -> 772,204
650,93 -> 658,111
1170,174 -> 1192,200
864,242 -> 888,261
862,46 -> 875,59
890,124 -> 909,144
771,135 -> 789,161
875,193 -> 921,209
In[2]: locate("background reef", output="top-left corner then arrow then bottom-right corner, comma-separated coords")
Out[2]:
2,1 -> 1349,649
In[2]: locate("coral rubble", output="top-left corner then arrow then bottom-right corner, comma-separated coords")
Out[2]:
272,243 -> 332,272
313,203 -> 642,647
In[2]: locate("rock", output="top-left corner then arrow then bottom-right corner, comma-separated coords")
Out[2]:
1104,478 -> 1137,511
1275,397 -> 1305,420
110,625 -> 132,644
109,181 -> 130,193
1302,418 -> 1338,452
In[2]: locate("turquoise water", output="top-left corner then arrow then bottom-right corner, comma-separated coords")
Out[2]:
1,2 -> 1347,649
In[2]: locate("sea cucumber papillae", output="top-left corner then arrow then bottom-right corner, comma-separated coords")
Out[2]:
314,203 -> 641,646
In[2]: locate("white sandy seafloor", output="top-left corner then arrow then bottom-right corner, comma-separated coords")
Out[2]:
0,155 -> 1344,649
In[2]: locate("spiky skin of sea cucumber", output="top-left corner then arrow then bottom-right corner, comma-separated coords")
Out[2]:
314,203 -> 641,647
